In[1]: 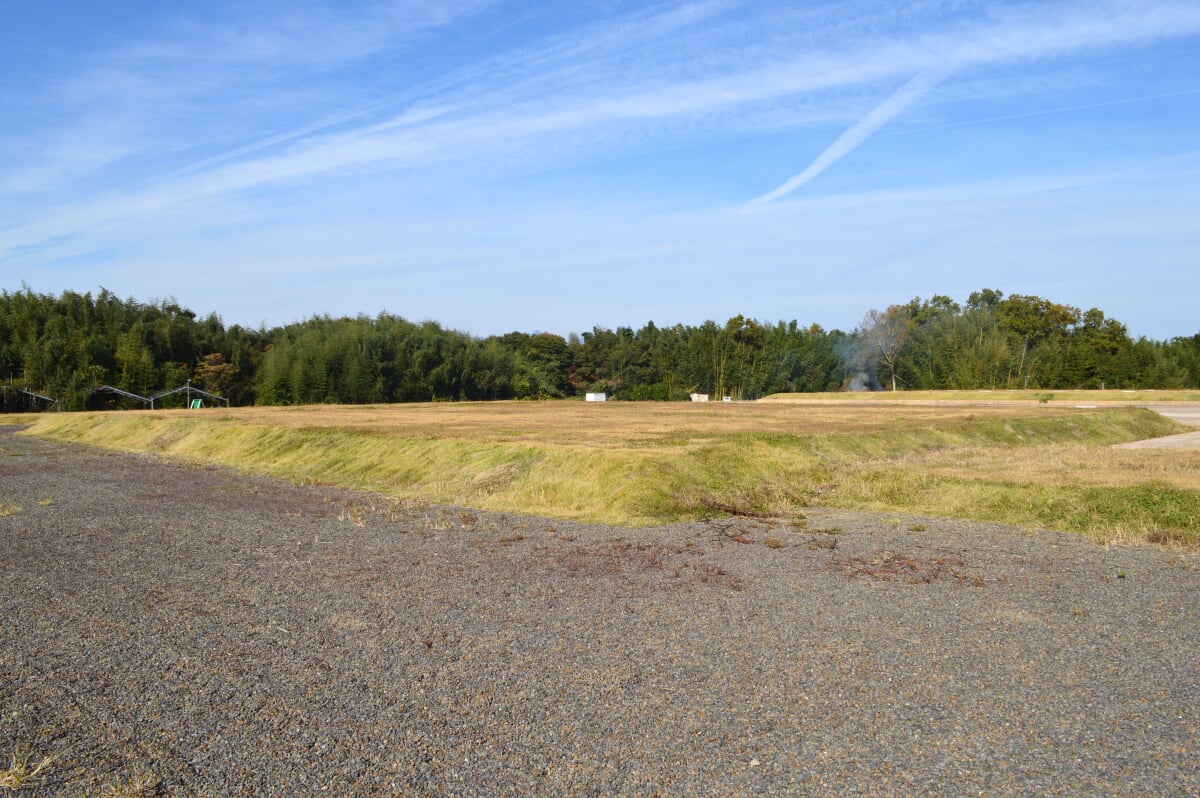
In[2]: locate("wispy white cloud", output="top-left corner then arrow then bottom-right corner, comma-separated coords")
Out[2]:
876,87 -> 1200,140
5,0 -> 1200,298
745,0 -> 1200,201
1,117 -> 138,194
1,0 -> 501,203
153,2 -> 1200,173
60,153 -> 1198,337
116,0 -> 502,68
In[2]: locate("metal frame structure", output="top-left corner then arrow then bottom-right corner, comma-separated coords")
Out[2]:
1,385 -> 59,412
13,382 -> 235,411
149,380 -> 229,409
89,385 -> 152,409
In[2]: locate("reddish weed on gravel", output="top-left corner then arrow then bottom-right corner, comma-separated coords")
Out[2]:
527,540 -> 744,591
826,550 -> 973,584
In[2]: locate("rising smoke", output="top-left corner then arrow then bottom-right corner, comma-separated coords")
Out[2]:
836,337 -> 880,392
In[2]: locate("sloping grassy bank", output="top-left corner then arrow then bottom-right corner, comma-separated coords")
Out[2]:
829,469 -> 1199,545
15,411 -> 830,525
16,405 -> 1197,544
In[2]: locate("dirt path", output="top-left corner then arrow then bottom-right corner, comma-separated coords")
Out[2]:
2,427 -> 1198,796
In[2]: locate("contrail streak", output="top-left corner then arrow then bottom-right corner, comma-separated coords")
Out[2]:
748,69 -> 945,207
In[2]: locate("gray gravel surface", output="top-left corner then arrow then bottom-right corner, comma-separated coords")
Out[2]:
1,425 -> 1198,796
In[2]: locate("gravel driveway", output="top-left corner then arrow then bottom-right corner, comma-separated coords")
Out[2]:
2,426 -> 1198,796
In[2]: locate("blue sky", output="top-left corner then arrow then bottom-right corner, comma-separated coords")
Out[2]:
2,0 -> 1198,339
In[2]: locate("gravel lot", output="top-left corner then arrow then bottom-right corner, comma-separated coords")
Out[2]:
2,425 -> 1198,796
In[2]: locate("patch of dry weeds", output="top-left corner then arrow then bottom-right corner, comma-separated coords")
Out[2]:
826,550 -> 975,584
532,540 -> 743,591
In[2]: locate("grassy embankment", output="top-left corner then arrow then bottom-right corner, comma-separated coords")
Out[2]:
12,395 -> 1200,545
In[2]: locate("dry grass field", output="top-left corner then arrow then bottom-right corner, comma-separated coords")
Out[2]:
762,388 -> 1200,404
12,393 -> 1200,545
125,399 -> 1109,442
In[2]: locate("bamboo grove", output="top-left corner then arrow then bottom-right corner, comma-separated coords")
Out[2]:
1,287 -> 1198,410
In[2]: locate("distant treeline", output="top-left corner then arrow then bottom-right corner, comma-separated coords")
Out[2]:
1,287 -> 1198,410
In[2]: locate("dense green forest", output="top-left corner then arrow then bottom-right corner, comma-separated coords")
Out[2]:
1,287 -> 1197,410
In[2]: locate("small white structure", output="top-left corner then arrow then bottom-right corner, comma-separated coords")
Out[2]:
585,392 -> 607,402
723,396 -> 732,402
689,393 -> 709,402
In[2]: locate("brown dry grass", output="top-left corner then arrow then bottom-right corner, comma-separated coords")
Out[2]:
762,388 -> 1200,404
147,400 -> 1083,447
0,747 -> 60,793
890,444 -> 1200,491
